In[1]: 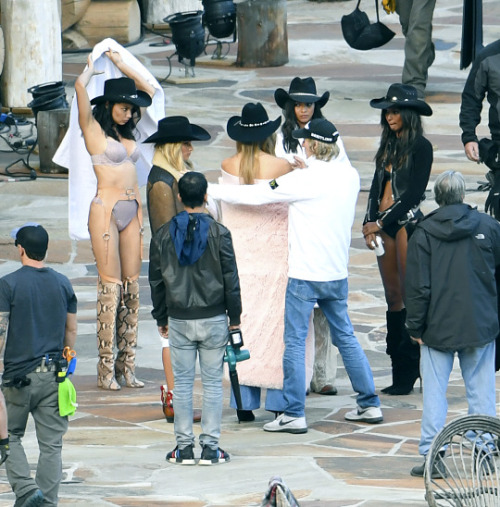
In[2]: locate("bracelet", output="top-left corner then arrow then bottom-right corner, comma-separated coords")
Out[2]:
376,219 -> 383,229
0,438 -> 9,445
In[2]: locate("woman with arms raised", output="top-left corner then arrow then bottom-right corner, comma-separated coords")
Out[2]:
75,49 -> 155,390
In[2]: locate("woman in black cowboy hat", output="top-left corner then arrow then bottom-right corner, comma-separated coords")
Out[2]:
144,116 -> 210,423
362,83 -> 433,396
274,77 -> 349,166
221,103 -> 312,422
75,49 -> 155,391
275,77 -> 348,397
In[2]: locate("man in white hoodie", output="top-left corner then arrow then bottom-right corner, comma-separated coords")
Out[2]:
209,119 -> 382,433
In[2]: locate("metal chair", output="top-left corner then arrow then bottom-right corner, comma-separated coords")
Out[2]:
425,414 -> 500,506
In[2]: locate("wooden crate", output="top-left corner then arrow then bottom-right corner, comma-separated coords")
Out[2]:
61,0 -> 91,31
74,0 -> 141,46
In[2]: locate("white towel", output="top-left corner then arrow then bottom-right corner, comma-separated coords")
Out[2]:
53,38 -> 165,240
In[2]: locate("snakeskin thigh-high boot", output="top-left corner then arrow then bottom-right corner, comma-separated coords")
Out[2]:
97,280 -> 121,390
115,279 -> 144,388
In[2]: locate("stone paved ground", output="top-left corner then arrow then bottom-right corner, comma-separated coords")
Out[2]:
0,0 -> 499,505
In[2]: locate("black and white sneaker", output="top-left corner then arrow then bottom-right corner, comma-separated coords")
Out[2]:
199,446 -> 230,465
166,445 -> 196,465
263,413 -> 308,434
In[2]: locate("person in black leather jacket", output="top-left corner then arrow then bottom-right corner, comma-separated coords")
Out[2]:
459,39 -> 500,370
149,172 -> 241,465
459,39 -> 500,170
362,83 -> 433,396
144,116 -> 211,423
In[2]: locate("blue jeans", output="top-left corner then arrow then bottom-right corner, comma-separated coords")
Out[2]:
419,342 -> 496,456
169,315 -> 229,450
283,278 -> 380,418
230,385 -> 286,413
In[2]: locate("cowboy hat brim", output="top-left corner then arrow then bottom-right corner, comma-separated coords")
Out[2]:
143,124 -> 211,144
370,97 -> 433,116
274,88 -> 330,110
227,115 -> 281,143
90,89 -> 152,107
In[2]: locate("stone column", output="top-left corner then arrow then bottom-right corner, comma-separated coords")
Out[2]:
1,0 -> 62,108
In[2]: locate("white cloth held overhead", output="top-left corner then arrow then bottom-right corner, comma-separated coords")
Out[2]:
52,38 -> 165,240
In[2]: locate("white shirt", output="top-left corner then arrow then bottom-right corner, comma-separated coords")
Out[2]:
209,156 -> 360,282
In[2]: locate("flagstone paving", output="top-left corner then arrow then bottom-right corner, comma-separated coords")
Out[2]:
0,0 -> 499,504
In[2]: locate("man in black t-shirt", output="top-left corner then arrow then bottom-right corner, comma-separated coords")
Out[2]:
0,224 -> 77,507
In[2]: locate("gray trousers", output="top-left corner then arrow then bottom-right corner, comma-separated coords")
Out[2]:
2,370 -> 68,506
310,307 -> 337,391
396,0 -> 436,95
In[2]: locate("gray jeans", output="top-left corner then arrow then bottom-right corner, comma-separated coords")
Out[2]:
169,314 -> 229,450
2,370 -> 68,506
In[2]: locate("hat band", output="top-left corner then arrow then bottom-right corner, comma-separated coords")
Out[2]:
310,131 -> 338,142
291,92 -> 318,99
238,119 -> 272,128
120,94 -> 138,99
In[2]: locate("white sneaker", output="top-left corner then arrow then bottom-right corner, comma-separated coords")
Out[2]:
263,413 -> 308,434
345,406 -> 383,424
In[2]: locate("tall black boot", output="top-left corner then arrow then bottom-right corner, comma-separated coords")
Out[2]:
381,310 -> 404,394
384,308 -> 420,396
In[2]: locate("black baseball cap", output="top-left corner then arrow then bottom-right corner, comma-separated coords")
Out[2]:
292,118 -> 339,144
10,223 -> 49,257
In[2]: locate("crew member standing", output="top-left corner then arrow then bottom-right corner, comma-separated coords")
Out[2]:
0,224 -> 77,506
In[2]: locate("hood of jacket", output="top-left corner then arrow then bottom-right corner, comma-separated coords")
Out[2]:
418,203 -> 480,241
169,211 -> 211,266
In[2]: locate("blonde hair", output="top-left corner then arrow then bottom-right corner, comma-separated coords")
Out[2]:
155,142 -> 185,171
235,134 -> 277,184
260,132 -> 277,155
236,142 -> 260,184
309,139 -> 339,162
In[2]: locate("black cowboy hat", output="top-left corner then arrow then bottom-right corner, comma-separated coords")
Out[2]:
90,77 -> 152,107
143,116 -> 211,144
227,103 -> 281,143
292,118 -> 339,144
370,83 -> 432,116
274,77 -> 330,110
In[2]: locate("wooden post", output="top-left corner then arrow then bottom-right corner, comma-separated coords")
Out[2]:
38,109 -> 70,174
75,0 -> 142,46
1,0 -> 62,108
236,0 -> 288,68
142,0 -> 202,25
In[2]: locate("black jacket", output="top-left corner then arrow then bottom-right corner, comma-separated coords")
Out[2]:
460,39 -> 500,145
405,203 -> 500,351
364,135 -> 433,230
149,214 -> 241,326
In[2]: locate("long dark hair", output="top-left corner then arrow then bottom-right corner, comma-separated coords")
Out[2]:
92,101 -> 141,142
280,100 -> 324,154
375,107 -> 423,170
